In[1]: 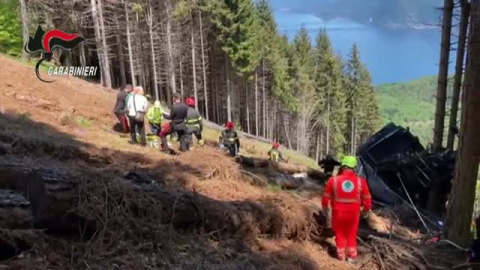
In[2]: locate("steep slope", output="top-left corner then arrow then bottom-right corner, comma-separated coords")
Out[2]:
0,54 -> 355,269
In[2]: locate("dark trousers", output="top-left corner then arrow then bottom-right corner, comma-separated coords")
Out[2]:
115,113 -> 130,133
150,123 -> 161,136
128,116 -> 146,146
176,129 -> 189,152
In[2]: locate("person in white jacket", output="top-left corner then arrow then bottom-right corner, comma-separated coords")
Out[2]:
126,86 -> 148,146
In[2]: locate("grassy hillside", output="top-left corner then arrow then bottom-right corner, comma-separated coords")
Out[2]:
376,75 -> 452,146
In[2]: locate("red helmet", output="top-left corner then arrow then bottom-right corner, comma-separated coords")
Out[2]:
273,143 -> 280,149
225,122 -> 234,130
185,97 -> 195,107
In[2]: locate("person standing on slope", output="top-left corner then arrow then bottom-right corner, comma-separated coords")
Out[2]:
219,122 -> 240,157
319,154 -> 341,177
185,97 -> 204,147
147,100 -> 163,136
113,84 -> 133,133
126,86 -> 148,146
321,156 -> 372,263
268,143 -> 286,162
162,93 -> 189,152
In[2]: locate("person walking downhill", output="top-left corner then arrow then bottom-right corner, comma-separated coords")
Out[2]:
185,97 -> 204,147
321,156 -> 372,263
126,86 -> 148,146
113,84 -> 133,133
162,93 -> 189,152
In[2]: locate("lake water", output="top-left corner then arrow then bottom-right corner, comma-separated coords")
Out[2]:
275,12 -> 455,85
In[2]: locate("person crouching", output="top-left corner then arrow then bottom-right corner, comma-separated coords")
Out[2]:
219,122 -> 240,157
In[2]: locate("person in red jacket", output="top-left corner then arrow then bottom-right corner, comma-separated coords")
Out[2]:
321,155 -> 372,263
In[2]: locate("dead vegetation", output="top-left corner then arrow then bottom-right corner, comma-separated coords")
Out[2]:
0,55 -> 470,269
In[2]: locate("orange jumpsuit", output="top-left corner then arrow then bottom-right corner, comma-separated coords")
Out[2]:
321,169 -> 372,260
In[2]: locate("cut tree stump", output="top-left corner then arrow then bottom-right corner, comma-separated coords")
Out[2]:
0,157 -> 79,230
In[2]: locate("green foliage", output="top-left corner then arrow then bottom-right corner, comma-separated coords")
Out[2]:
0,0 -> 22,56
313,29 -> 347,155
376,75 -> 453,146
208,0 -> 260,76
344,43 -> 380,152
75,116 -> 93,129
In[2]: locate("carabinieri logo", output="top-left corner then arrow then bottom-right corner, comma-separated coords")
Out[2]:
24,25 -> 97,83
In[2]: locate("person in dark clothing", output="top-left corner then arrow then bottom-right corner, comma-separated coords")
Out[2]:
162,93 -> 189,152
319,154 -> 341,176
219,122 -> 240,157
113,84 -> 132,133
185,97 -> 204,146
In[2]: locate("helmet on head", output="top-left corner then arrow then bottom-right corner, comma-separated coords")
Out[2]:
154,100 -> 161,107
185,97 -> 195,107
341,156 -> 357,169
225,122 -> 234,130
273,142 -> 280,149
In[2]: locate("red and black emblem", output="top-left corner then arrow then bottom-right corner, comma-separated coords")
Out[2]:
24,25 -> 85,82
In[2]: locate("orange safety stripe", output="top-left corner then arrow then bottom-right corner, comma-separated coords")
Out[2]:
335,198 -> 359,203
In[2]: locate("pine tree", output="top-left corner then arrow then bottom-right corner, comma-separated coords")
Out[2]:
313,29 -> 346,156
344,43 -> 378,154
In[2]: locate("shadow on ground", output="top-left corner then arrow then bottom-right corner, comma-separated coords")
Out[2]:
0,112 -> 323,269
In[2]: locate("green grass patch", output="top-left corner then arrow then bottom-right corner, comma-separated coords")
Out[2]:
267,184 -> 282,192
75,116 -> 93,129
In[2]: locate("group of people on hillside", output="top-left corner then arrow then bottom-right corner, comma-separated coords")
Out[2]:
114,85 -> 375,264
113,84 -> 205,152
113,84 -> 286,159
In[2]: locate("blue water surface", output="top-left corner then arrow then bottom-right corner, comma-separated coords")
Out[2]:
275,11 -> 455,85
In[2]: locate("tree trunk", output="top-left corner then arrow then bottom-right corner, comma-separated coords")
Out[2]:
19,0 -> 30,62
165,1 -> 176,95
433,0 -> 454,151
91,0 -> 107,86
97,0 -> 112,88
326,89 -> 331,155
255,71 -> 259,136
191,18 -> 198,107
246,83 -> 251,134
262,60 -> 266,137
114,13 -> 127,87
198,11 -> 208,120
444,0 -> 480,247
315,132 -> 321,162
179,59 -> 184,97
226,55 -> 232,122
146,2 -> 159,100
125,1 -> 136,86
79,43 -> 87,67
447,0 -> 470,150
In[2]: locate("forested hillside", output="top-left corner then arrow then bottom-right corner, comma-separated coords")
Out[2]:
376,76 -> 453,146
0,0 -> 379,159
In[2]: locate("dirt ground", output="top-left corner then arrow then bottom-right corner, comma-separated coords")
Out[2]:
0,55 -> 469,270
0,55 -> 363,269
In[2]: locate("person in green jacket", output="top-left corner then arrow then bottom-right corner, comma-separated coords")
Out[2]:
147,100 -> 163,135
268,143 -> 286,162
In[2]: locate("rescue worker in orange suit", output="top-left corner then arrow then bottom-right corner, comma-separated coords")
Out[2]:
268,143 -> 286,162
321,156 -> 372,263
